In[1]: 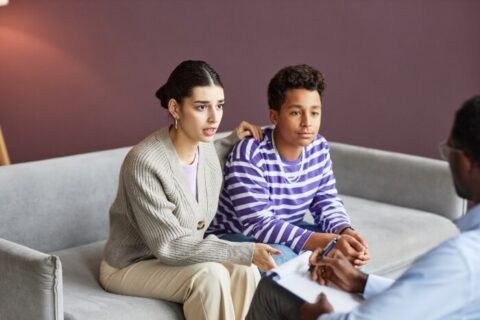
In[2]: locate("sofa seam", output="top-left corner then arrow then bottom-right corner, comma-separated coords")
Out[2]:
51,255 -> 61,320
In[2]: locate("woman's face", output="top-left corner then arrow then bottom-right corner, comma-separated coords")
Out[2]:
176,85 -> 224,143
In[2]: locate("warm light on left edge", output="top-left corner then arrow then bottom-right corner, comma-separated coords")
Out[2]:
0,0 -> 9,6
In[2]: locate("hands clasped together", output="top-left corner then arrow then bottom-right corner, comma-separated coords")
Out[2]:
306,227 -> 369,269
328,228 -> 369,268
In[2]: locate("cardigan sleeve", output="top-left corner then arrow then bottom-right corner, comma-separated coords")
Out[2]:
123,154 -> 254,266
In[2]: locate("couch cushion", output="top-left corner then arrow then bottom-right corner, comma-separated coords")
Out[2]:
341,195 -> 459,278
329,142 -> 466,220
0,239 -> 63,320
0,147 -> 130,253
52,242 -> 184,320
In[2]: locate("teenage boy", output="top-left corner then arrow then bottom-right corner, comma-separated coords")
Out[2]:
208,64 -> 368,266
247,96 -> 480,320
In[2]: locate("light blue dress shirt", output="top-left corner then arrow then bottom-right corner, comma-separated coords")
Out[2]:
319,204 -> 480,320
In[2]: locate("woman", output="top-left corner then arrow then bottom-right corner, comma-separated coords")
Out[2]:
99,60 -> 279,320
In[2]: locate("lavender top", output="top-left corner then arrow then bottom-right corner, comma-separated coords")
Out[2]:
208,128 -> 351,253
180,148 -> 199,200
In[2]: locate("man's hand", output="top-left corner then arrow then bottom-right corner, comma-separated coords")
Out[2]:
300,293 -> 333,320
310,250 -> 368,293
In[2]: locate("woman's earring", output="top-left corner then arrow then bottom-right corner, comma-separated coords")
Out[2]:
174,118 -> 178,130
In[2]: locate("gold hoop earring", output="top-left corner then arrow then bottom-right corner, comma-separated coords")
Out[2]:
174,118 -> 178,130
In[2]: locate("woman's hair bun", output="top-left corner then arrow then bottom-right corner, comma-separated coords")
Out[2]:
155,60 -> 223,110
155,84 -> 169,109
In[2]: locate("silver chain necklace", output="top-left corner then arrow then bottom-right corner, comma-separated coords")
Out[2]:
271,133 -> 306,183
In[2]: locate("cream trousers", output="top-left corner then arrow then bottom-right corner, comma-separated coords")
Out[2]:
99,259 -> 260,320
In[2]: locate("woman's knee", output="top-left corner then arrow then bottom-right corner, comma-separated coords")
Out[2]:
229,264 -> 260,281
192,262 -> 231,288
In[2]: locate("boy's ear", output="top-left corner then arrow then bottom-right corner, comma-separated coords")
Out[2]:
269,109 -> 279,125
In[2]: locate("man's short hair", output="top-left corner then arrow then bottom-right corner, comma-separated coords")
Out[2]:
452,95 -> 480,164
267,64 -> 325,111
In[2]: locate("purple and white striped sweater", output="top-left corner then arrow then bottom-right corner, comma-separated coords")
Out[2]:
208,128 -> 351,253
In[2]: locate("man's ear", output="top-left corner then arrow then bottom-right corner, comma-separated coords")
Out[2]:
467,154 -> 480,174
459,152 -> 476,174
168,99 -> 180,119
269,109 -> 279,125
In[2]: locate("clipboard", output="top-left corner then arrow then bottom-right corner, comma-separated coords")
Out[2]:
268,251 -> 363,312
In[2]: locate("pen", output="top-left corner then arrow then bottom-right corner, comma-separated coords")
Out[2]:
321,236 -> 339,257
308,236 -> 339,272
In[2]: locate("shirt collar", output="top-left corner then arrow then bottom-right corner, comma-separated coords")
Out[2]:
454,203 -> 480,232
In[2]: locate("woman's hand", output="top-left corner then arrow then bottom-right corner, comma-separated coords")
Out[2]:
235,121 -> 263,141
252,243 -> 281,272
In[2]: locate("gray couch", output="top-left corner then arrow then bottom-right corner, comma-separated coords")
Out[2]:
0,135 -> 465,320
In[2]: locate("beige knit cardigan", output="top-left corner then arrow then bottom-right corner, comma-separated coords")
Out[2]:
103,127 -> 254,269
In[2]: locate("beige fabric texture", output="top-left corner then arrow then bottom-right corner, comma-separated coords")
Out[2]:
100,259 -> 260,320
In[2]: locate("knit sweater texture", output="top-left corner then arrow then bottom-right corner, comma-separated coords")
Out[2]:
103,127 -> 254,269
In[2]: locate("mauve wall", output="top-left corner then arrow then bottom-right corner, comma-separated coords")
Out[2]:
0,1 -> 479,163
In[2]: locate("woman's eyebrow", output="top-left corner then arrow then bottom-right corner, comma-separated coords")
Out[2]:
193,99 -> 225,103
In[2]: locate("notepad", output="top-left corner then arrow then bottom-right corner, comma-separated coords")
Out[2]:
268,251 -> 363,312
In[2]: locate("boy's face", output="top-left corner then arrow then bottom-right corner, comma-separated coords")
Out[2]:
270,88 -> 321,148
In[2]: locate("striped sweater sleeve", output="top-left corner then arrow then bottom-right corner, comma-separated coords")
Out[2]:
310,140 -> 351,233
123,153 -> 254,266
223,139 -> 312,253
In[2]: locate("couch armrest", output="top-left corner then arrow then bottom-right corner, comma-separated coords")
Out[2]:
329,142 -> 466,220
0,239 -> 64,320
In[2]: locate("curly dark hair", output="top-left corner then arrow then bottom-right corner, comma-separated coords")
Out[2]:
452,95 -> 480,164
267,64 -> 325,111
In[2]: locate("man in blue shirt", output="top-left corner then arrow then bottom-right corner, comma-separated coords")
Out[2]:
246,95 -> 480,320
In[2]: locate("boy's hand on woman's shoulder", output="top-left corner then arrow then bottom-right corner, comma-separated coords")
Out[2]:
235,121 -> 263,141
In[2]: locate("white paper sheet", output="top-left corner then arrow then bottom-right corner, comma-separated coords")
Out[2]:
268,251 -> 363,312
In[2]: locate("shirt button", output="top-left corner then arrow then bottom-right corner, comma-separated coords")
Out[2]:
197,221 -> 205,230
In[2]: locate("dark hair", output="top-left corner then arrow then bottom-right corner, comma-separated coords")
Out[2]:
452,95 -> 480,164
267,64 -> 325,111
155,60 -> 223,109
